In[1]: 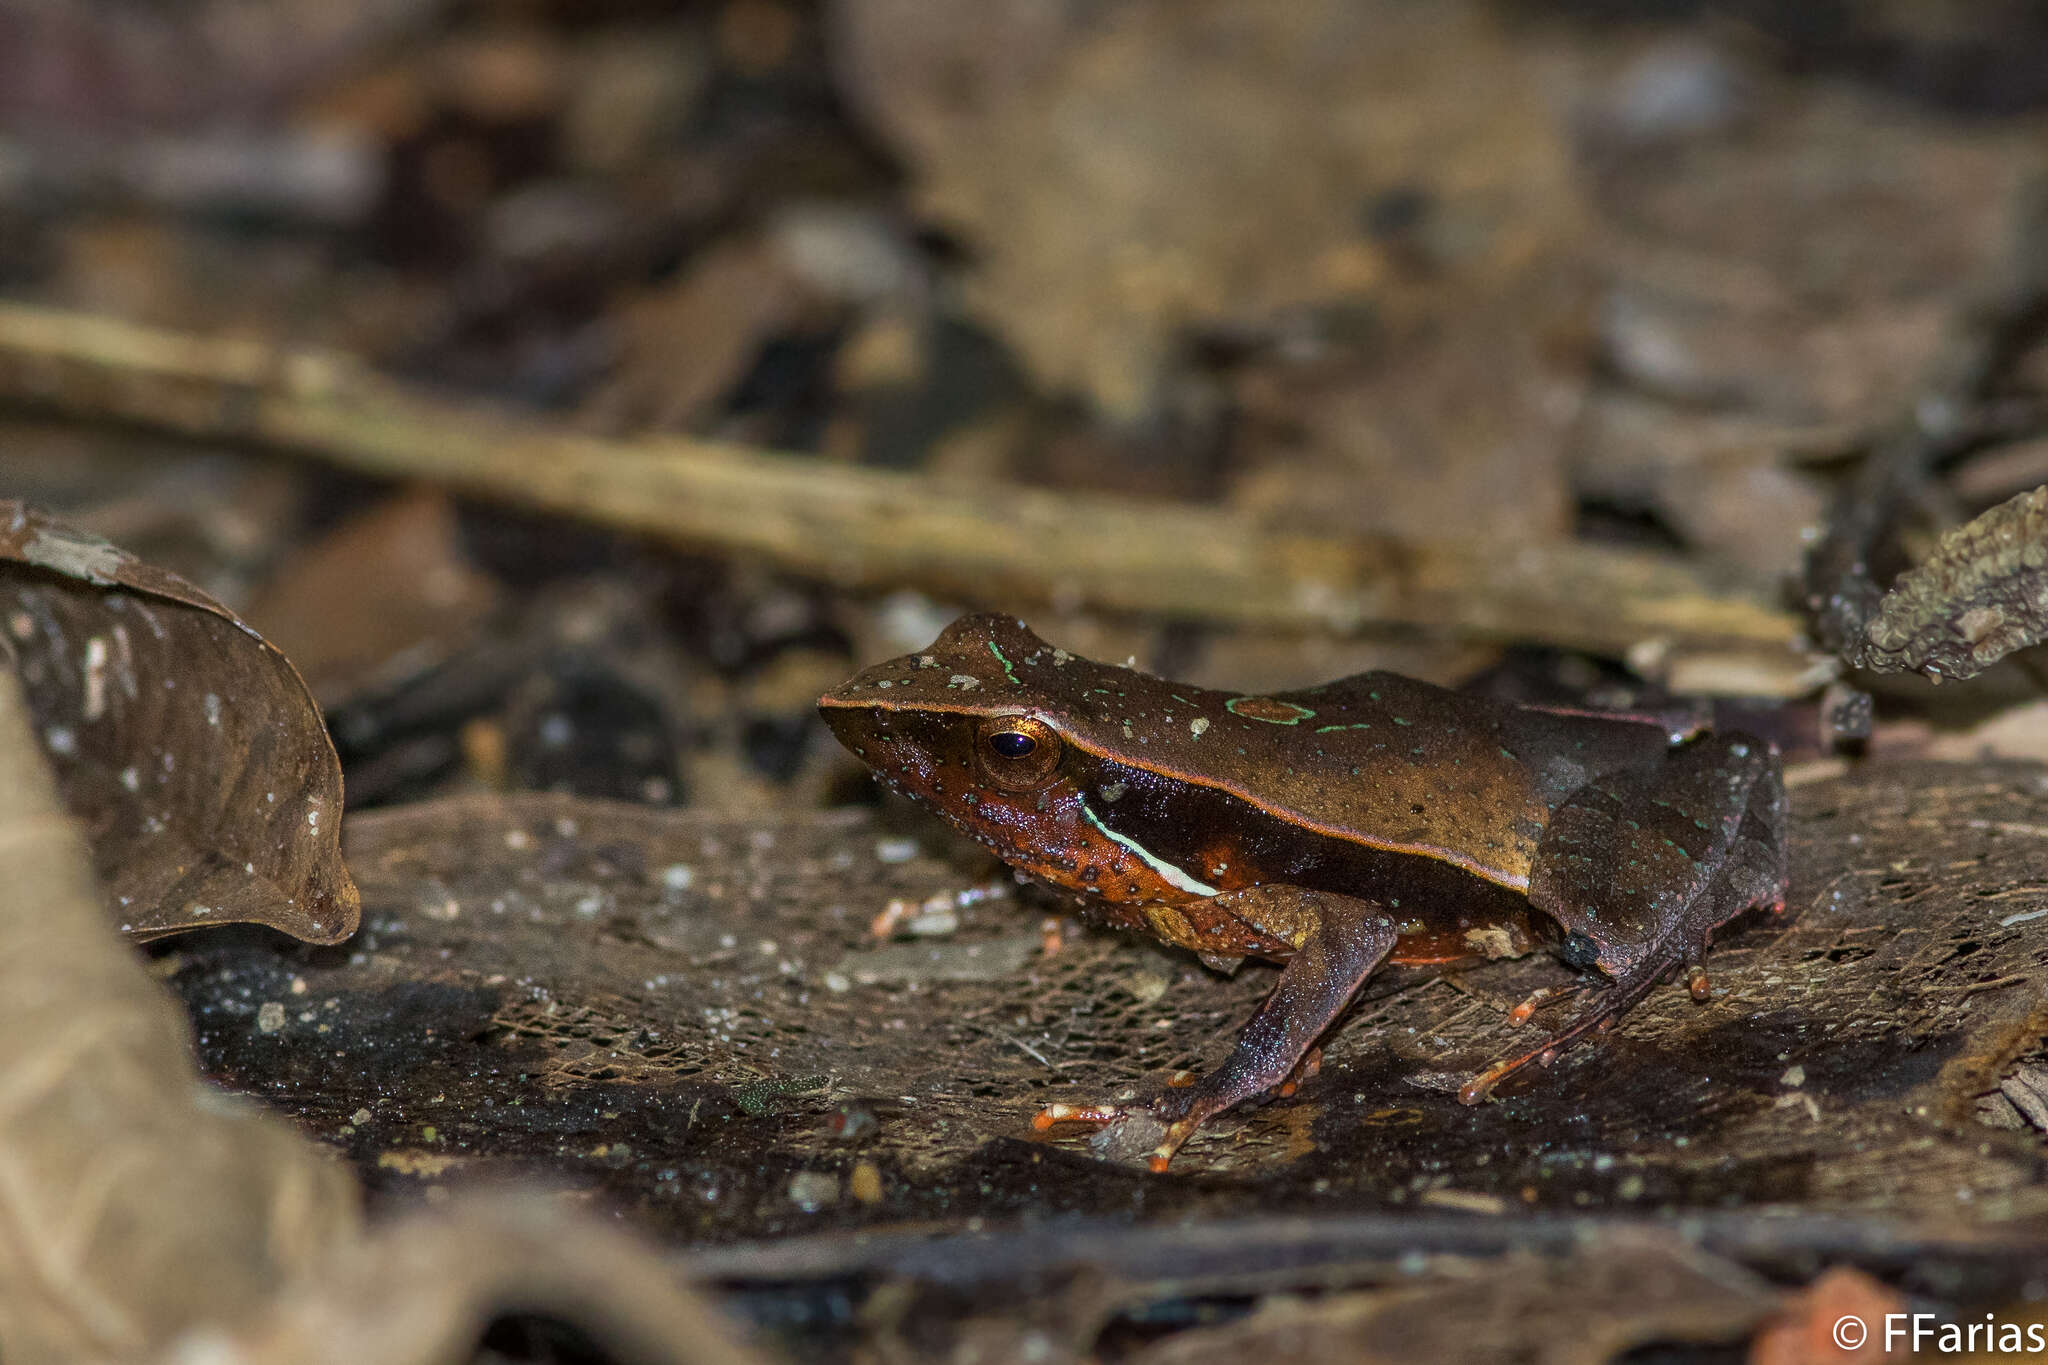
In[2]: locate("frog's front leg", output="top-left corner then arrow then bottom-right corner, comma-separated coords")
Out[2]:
1461,732 -> 1788,1104
1036,886 -> 1397,1172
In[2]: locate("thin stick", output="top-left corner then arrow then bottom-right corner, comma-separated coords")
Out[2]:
0,301 -> 1804,675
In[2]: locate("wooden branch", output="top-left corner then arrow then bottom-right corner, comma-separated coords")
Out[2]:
0,301 -> 1810,687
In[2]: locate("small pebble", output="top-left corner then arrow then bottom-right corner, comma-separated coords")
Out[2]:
874,838 -> 919,864
787,1170 -> 840,1211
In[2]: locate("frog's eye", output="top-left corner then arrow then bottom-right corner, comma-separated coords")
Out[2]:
988,731 -> 1037,759
974,715 -> 1062,790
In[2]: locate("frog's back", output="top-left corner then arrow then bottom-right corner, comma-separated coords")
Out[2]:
1052,664 -> 1671,891
827,615 -> 1673,893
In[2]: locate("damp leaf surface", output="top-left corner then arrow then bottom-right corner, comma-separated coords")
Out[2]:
0,501 -> 359,942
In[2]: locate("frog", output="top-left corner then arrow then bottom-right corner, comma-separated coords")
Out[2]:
818,614 -> 1789,1171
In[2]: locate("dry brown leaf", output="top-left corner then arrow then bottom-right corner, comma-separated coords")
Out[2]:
242,489 -> 502,707
0,501 -> 358,942
585,235 -> 821,432
834,0 -> 1580,423
206,1194 -> 768,1365
1595,83 -> 2026,425
0,660 -> 359,1363
1130,1234 -> 1778,1365
1854,485 -> 2048,681
1230,280 -> 1583,545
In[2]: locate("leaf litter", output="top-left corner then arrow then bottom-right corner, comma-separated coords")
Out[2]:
0,501 -> 357,943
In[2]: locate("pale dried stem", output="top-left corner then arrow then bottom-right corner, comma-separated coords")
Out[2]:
0,302 -> 1809,688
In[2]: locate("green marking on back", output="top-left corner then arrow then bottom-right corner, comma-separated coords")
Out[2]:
1226,696 -> 1316,725
987,641 -> 1022,685
1314,722 -> 1372,733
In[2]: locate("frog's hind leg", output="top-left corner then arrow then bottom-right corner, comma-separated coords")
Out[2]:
1037,887 -> 1397,1171
1457,952 -> 1675,1104
1461,731 -> 1788,1105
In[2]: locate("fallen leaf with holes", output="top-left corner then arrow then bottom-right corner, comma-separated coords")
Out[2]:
0,502 -> 357,942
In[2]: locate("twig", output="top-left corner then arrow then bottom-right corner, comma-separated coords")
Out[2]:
0,302 -> 1809,683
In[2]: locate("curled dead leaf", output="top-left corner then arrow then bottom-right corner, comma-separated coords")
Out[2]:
1854,484 -> 2048,682
0,501 -> 358,942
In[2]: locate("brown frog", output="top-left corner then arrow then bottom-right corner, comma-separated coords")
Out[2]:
819,615 -> 1789,1170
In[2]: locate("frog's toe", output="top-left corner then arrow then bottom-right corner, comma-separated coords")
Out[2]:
1145,1116 -> 1203,1173
1506,983 -> 1585,1026
1034,1096 -> 1199,1170
1459,956 -> 1673,1105
1276,1046 -> 1322,1098
1033,1100 -> 1130,1131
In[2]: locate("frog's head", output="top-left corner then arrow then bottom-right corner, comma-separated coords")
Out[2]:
817,614 -> 1187,900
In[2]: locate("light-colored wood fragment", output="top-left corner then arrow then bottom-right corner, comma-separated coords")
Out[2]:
0,301 -> 1810,686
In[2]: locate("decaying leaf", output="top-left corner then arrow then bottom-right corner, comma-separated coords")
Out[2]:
1854,483 -> 2048,681
210,1194 -> 768,1365
833,0 -> 1578,423
242,488 -> 502,708
0,501 -> 358,941
0,659 -> 360,1363
1126,1234 -> 1778,1365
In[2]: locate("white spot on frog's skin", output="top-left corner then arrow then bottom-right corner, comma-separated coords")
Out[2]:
1099,781 -> 1127,803
948,674 -> 979,689
1078,796 -> 1217,896
1053,649 -> 1070,665
119,766 -> 139,792
1190,717 -> 1209,737
204,692 -> 221,726
45,726 -> 74,756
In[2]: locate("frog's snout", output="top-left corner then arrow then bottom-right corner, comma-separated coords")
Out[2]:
816,693 -> 883,753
